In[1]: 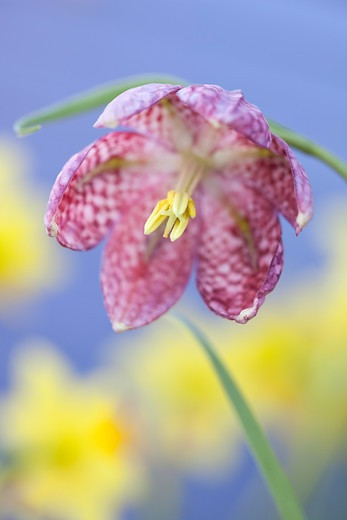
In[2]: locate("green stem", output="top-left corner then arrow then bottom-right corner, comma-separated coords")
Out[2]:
13,74 -> 188,136
268,120 -> 347,181
170,316 -> 306,520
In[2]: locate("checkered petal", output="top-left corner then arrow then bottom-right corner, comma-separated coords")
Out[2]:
215,132 -> 313,234
45,131 -> 173,250
268,134 -> 313,233
95,84 -> 208,152
197,181 -> 283,323
94,83 -> 182,129
176,85 -> 271,148
101,192 -> 197,331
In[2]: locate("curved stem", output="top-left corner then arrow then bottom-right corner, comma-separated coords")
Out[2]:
169,315 -> 306,520
268,120 -> 347,181
13,74 -> 188,136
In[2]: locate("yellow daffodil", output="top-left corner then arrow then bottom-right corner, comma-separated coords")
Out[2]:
106,322 -> 239,474
0,138 -> 63,311
0,342 -> 146,520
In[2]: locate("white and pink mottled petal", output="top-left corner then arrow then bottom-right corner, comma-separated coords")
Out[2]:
94,83 -> 182,129
45,144 -> 93,234
122,93 -> 208,152
101,193 -> 197,331
45,131 -> 173,251
270,134 -> 313,233
177,85 -> 271,148
196,182 -> 283,323
217,132 -> 313,234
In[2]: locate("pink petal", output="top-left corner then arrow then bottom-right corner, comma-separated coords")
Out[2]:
218,133 -> 313,234
270,134 -> 313,233
101,191 -> 198,331
196,182 -> 283,323
176,85 -> 271,148
94,83 -> 182,129
45,131 -> 169,250
116,93 -> 208,152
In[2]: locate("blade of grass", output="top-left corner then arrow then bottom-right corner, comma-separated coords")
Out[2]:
168,315 -> 306,520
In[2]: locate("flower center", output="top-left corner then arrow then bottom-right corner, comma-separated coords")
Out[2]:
144,190 -> 196,242
144,155 -> 207,242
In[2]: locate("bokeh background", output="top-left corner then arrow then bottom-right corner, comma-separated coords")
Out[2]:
1,0 -> 347,518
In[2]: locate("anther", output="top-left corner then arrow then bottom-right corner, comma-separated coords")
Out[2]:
144,190 -> 196,242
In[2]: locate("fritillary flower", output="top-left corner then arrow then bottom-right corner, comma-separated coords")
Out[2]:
45,84 -> 313,331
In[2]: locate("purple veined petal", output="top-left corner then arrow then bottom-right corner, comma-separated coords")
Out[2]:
216,132 -> 314,234
270,134 -> 313,233
45,143 -> 92,236
176,85 -> 271,148
114,93 -> 209,152
94,83 -> 183,129
45,131 -> 175,251
101,190 -> 198,331
196,181 -> 283,323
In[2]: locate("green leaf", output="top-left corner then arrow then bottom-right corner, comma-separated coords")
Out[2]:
13,75 -> 347,182
168,315 -> 306,520
13,74 -> 188,137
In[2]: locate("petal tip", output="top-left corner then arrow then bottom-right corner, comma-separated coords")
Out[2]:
112,321 -> 130,333
295,211 -> 312,235
47,219 -> 59,238
234,300 -> 259,324
93,115 -> 118,129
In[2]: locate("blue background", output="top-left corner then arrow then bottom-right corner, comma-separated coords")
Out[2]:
1,0 -> 347,518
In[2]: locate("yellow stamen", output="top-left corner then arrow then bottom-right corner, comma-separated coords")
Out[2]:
144,190 -> 196,242
172,191 -> 189,217
187,198 -> 196,218
143,198 -> 170,235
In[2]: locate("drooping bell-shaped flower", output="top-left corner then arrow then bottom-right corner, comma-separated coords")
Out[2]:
45,84 -> 313,331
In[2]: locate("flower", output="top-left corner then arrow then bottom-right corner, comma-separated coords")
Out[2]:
0,137 -> 63,310
107,321 -> 237,473
45,83 -> 313,331
0,342 -> 146,520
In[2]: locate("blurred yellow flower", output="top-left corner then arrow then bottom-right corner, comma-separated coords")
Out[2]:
0,342 -> 146,520
0,137 -> 63,310
107,322 -> 238,474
